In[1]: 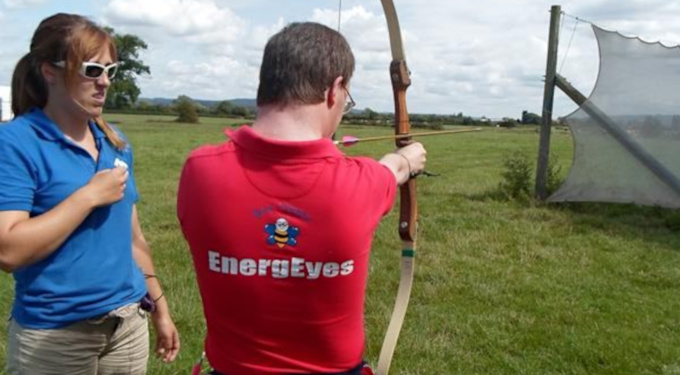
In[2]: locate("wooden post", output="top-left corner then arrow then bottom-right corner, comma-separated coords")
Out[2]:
535,5 -> 561,200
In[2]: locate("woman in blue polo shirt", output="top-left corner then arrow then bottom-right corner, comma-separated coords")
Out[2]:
0,13 -> 180,374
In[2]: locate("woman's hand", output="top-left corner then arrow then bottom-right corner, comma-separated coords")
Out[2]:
150,312 -> 180,363
81,166 -> 129,207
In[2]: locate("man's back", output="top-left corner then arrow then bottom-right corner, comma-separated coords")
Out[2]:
178,126 -> 396,374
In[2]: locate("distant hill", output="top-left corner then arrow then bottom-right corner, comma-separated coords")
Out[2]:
229,98 -> 257,108
137,97 -> 173,106
138,97 -> 256,109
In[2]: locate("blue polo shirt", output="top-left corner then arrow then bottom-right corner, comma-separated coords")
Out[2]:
0,107 -> 147,329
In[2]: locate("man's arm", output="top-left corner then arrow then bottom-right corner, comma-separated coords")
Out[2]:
379,142 -> 427,185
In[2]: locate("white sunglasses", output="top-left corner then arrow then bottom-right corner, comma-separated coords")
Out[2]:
53,61 -> 120,80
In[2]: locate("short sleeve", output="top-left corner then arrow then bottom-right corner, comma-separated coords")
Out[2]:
0,137 -> 37,212
372,161 -> 398,217
176,153 -> 197,225
353,156 -> 398,217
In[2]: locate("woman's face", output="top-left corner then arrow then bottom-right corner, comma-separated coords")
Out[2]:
66,47 -> 115,119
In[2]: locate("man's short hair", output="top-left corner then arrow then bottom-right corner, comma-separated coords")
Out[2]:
256,22 -> 355,107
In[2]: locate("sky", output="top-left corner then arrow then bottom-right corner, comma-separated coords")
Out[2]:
1,0 -> 679,119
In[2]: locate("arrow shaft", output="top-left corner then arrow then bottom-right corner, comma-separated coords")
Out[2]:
336,128 -> 481,145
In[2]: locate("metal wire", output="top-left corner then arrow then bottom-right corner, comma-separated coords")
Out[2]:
561,12 -> 595,26
559,13 -> 580,74
337,0 -> 342,32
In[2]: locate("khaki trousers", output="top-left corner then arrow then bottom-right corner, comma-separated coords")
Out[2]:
6,303 -> 149,375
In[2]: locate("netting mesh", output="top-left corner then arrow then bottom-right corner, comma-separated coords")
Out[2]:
548,25 -> 680,208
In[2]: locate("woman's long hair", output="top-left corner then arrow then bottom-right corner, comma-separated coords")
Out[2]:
11,13 -> 125,149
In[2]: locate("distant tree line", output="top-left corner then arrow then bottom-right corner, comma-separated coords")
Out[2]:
341,109 -> 487,130
495,110 -> 544,128
125,96 -> 256,121
339,109 -> 548,130
115,97 -> 552,127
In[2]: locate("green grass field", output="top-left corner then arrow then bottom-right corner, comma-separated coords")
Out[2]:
1,114 -> 679,375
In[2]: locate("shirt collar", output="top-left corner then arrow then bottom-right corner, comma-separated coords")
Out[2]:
26,107 -> 106,142
89,121 -> 107,140
226,125 -> 342,160
25,107 -> 63,141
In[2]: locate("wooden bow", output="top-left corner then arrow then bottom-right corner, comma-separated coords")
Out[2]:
376,1 -> 416,374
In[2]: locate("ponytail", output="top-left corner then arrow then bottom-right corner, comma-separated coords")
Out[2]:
93,116 -> 126,150
11,53 -> 48,116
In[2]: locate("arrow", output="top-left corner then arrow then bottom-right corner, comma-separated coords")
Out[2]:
334,128 -> 481,146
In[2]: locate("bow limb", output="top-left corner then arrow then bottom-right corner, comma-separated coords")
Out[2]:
377,1 -> 416,374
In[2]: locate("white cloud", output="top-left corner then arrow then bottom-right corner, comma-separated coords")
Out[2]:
332,0 -> 680,117
115,0 -> 680,117
2,0 -> 44,9
144,57 -> 258,100
103,0 -> 246,43
100,0 -> 259,101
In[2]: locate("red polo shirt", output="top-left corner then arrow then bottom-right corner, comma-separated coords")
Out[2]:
177,126 -> 396,375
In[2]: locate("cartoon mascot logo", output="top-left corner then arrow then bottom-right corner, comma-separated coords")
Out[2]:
265,218 -> 299,249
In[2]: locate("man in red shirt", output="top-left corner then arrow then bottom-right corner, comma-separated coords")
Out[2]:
177,22 -> 426,375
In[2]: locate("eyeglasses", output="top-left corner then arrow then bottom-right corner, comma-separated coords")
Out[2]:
53,61 -> 120,80
343,88 -> 356,115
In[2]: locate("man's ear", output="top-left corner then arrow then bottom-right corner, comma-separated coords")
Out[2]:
40,62 -> 58,85
327,76 -> 345,109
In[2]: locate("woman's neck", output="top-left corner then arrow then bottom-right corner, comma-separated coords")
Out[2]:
42,101 -> 91,142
